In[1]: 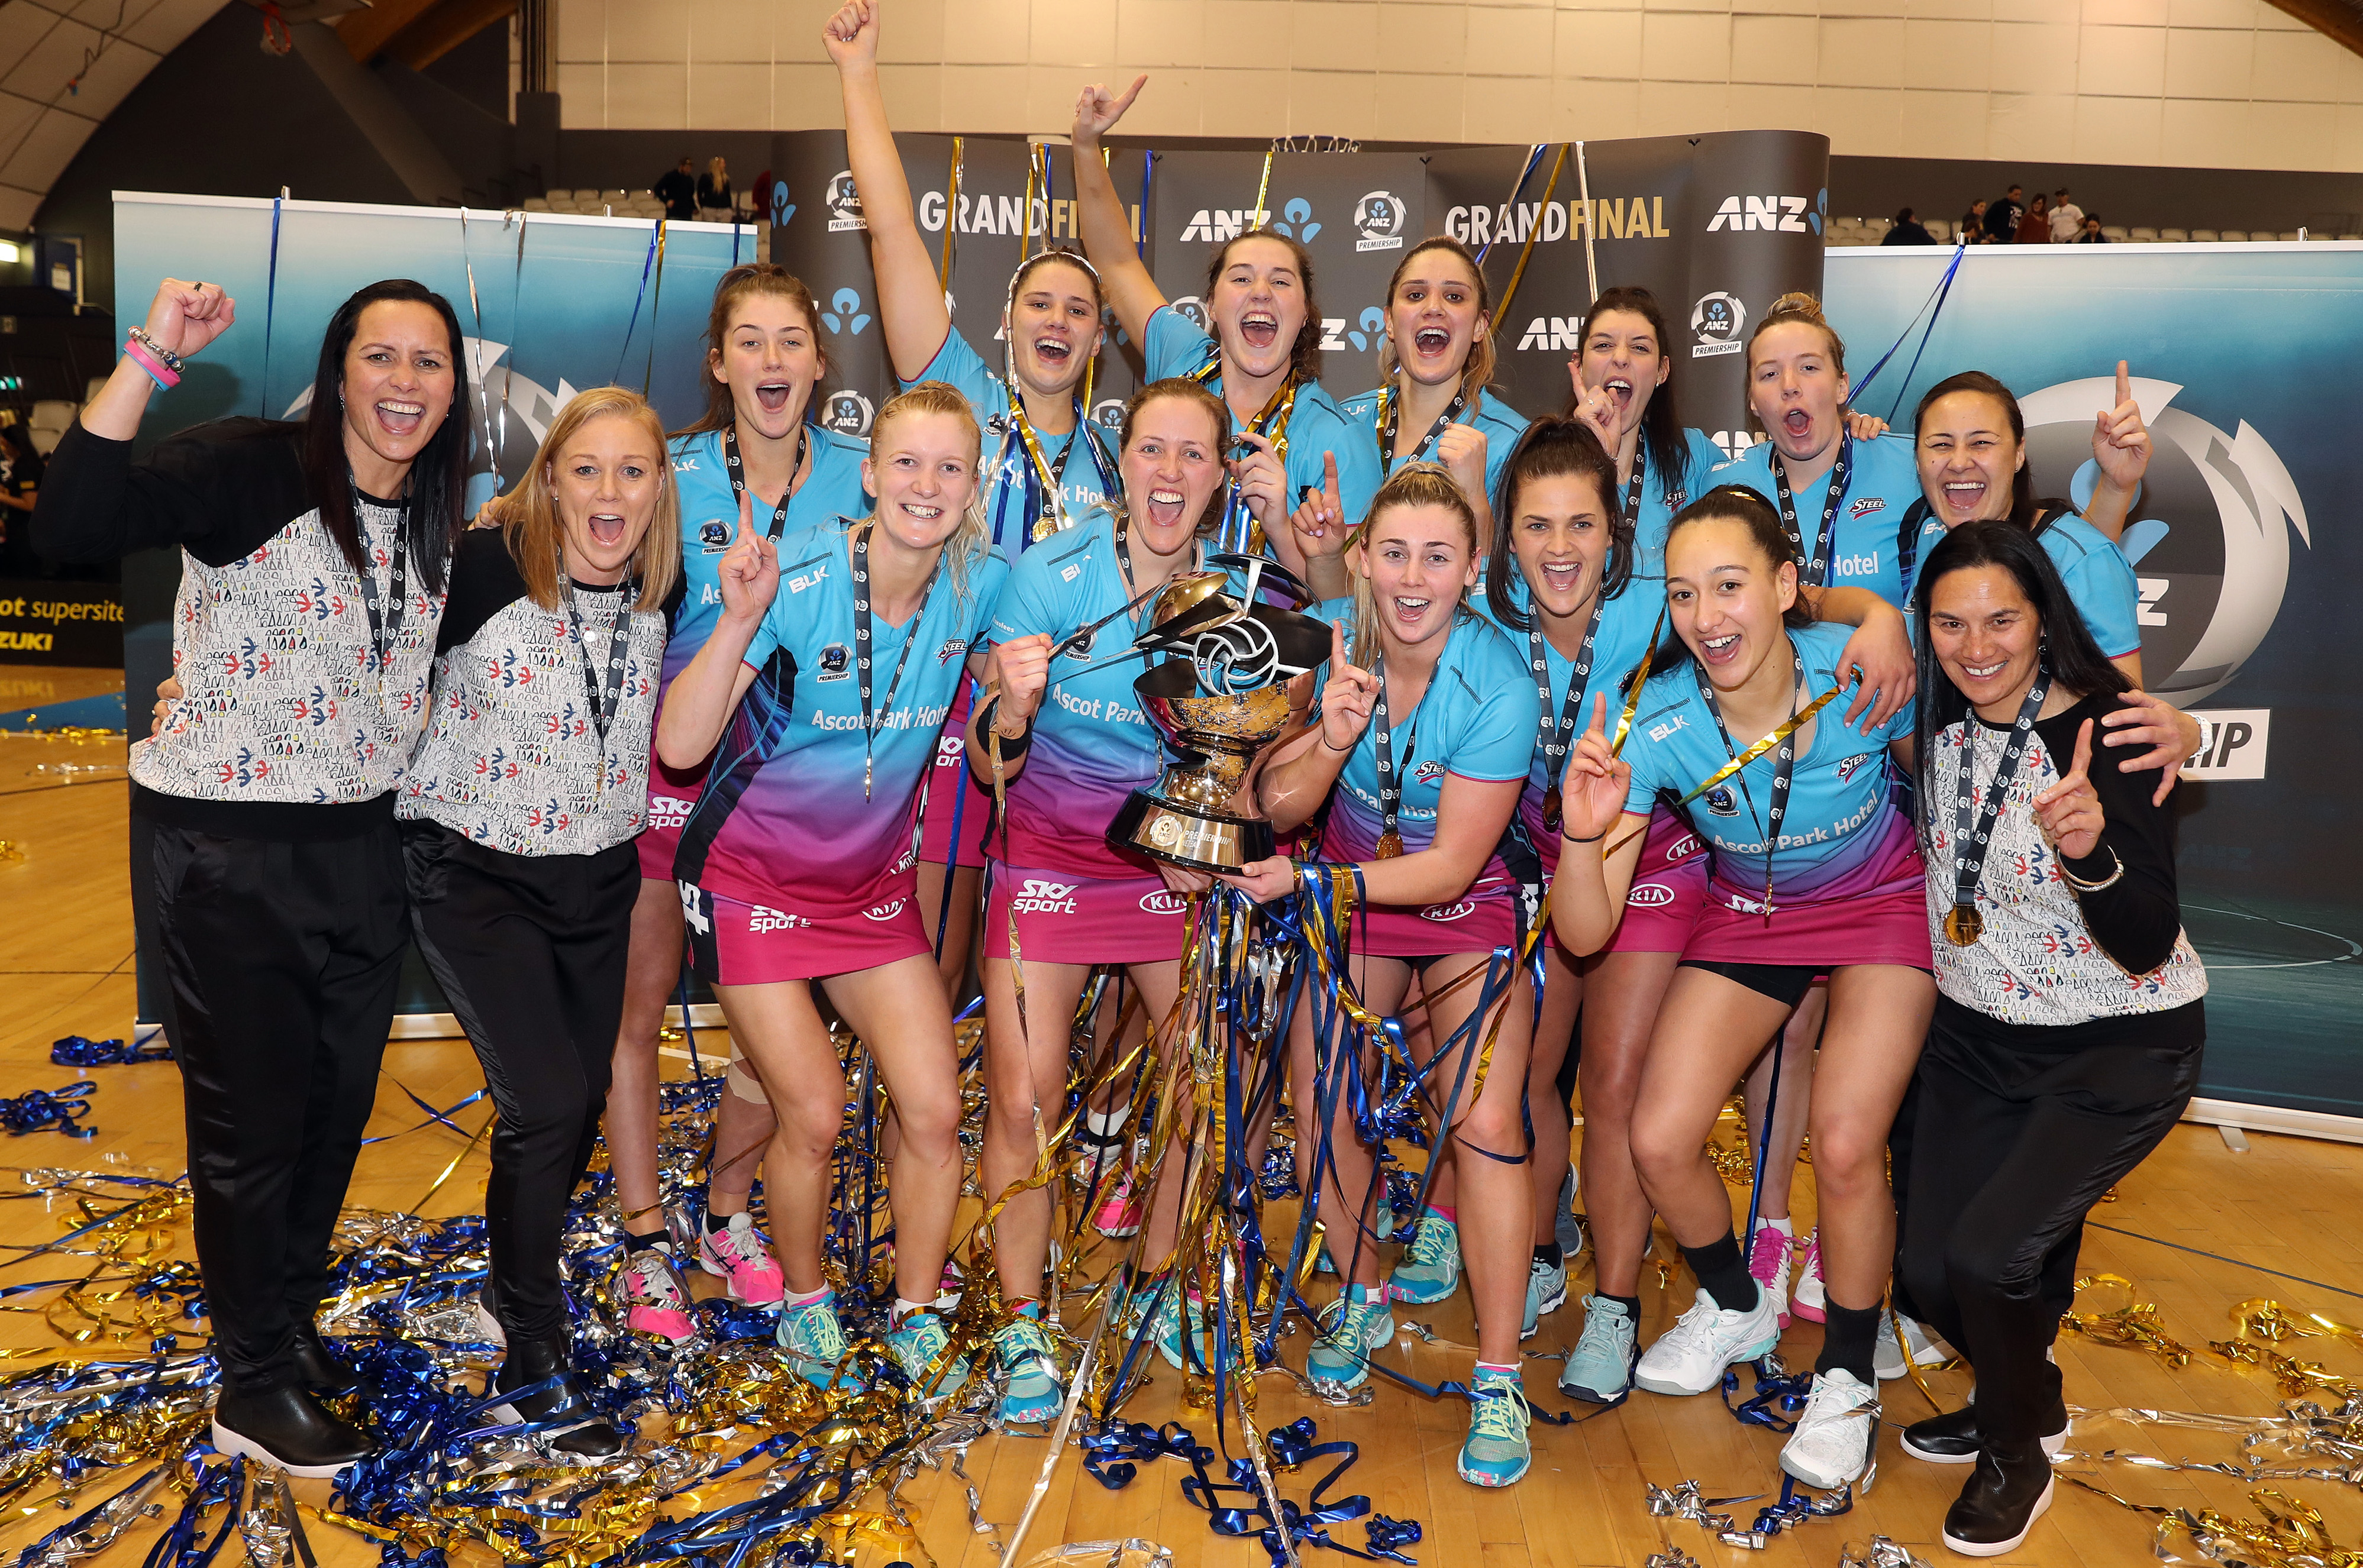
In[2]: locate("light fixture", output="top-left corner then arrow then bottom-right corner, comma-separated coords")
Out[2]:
0,241 -> 20,264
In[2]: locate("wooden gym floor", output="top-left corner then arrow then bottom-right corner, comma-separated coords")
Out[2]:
5,662 -> 2362,1568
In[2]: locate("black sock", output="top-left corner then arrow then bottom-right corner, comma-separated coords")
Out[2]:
1605,1292 -> 1643,1323
705,1208 -> 732,1235
624,1228 -> 670,1255
1817,1300 -> 1883,1386
1681,1231 -> 1760,1314
1534,1242 -> 1563,1270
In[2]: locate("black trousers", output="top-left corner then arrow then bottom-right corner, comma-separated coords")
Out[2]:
152,812 -> 409,1396
1899,992 -> 2203,1444
403,822 -> 637,1342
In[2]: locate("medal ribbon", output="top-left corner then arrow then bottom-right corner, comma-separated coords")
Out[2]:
1526,586 -> 1604,832
1948,662 -> 2052,943
1770,431 -> 1852,587
1374,384 -> 1467,474
1680,648 -> 1851,919
1002,381 -> 1119,547
347,483 -> 410,681
1367,654 -> 1423,857
561,575 -> 638,755
1192,350 -> 1298,554
724,422 -> 805,541
849,522 -> 941,801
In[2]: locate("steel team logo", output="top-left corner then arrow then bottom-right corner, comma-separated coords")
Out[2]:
1352,191 -> 1407,252
826,170 -> 866,232
819,390 -> 874,435
1413,759 -> 1446,785
2019,374 -> 2309,704
1690,293 -> 1747,359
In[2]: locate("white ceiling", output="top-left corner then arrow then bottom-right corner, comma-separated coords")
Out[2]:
0,0 -> 229,232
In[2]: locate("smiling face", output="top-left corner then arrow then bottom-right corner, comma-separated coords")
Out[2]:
1576,306 -> 1671,448
1386,250 -> 1486,389
1208,235 -> 1307,382
1917,389 -> 2025,527
1664,515 -> 1799,691
1512,470 -> 1614,620
1927,562 -> 2042,720
864,409 -> 979,553
1119,393 -> 1225,554
1007,256 -> 1102,399
548,412 -> 663,585
1747,320 -> 1849,466
1357,499 -> 1479,652
712,290 -> 822,442
340,299 -> 456,484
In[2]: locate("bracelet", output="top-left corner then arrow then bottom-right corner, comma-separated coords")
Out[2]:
2190,716 -> 2215,761
976,697 -> 1034,756
2059,847 -> 2125,893
1560,826 -> 1606,843
122,338 -> 178,390
127,326 -> 184,374
1318,732 -> 1352,753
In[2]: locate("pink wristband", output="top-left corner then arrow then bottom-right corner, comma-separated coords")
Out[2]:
124,338 -> 179,389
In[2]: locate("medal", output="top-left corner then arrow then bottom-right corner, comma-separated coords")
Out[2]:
1944,659 -> 2052,952
1542,785 -> 1563,835
1376,831 -> 1405,859
1527,578 -> 1604,845
1943,906 -> 1984,947
1368,652 -> 1422,864
1192,349 -> 1298,555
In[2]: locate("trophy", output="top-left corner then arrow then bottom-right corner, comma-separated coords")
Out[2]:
1105,557 -> 1332,872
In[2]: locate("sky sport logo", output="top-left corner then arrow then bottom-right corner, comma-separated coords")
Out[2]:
750,906 -> 812,934
1354,191 -> 1407,251
827,170 -> 866,232
647,794 -> 692,829
1011,879 -> 1080,915
1691,292 -> 1746,358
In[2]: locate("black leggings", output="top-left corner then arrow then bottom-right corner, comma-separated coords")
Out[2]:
1899,992 -> 2203,1444
405,823 -> 637,1342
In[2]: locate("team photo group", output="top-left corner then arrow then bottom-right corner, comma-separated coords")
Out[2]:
30,2 -> 2219,1558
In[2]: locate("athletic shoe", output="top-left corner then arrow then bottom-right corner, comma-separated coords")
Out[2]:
995,1308 -> 1063,1424
1941,1444 -> 2056,1557
1790,1230 -> 1825,1323
698,1213 -> 786,1305
1316,1201 -> 1397,1273
1560,1294 -> 1641,1404
1457,1366 -> 1533,1487
618,1246 -> 696,1344
1903,1404 -> 2072,1466
775,1291 -> 857,1390
886,1308 -> 968,1395
1779,1368 -> 1881,1489
211,1386 -> 373,1480
1093,1175 -> 1144,1238
1140,1283 -> 1238,1373
1387,1211 -> 1461,1305
1748,1222 -> 1794,1330
1521,1253 -> 1568,1340
1876,1310 -> 1951,1381
1634,1286 -> 1781,1397
1306,1288 -> 1393,1392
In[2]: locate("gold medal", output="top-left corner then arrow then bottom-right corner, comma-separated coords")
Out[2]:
1944,905 -> 1984,947
1542,786 -> 1563,836
1376,831 -> 1405,859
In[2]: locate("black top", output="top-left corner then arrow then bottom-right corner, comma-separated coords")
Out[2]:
697,173 -> 733,212
1883,219 -> 1936,246
655,169 -> 696,219
437,525 -> 688,651
2010,690 -> 2183,976
33,418 -> 320,566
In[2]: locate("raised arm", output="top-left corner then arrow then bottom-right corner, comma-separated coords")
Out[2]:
1547,694 -> 1647,955
825,1 -> 955,383
656,492 -> 775,768
1068,76 -> 1165,353
2079,360 -> 2150,544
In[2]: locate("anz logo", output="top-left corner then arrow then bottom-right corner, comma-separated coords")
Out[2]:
1321,306 -> 1389,354
1706,190 -> 1828,235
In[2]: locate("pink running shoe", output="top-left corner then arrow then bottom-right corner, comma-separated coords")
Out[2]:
1790,1228 -> 1826,1324
1093,1175 -> 1144,1239
1748,1223 -> 1794,1329
698,1211 -> 786,1305
618,1246 -> 696,1343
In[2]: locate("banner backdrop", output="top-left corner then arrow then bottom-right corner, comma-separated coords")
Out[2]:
1825,244 -> 2361,1121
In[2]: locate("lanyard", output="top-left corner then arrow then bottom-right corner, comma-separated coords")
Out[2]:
1368,652 -> 1425,860
347,483 -> 409,678
1003,384 -> 1118,547
1528,589 -> 1605,834
1944,666 -> 2052,946
1770,432 -> 1852,587
848,522 -> 940,801
1683,647 -> 1845,920
724,422 -> 806,541
1620,450 -> 1647,561
1374,384 -> 1467,472
561,575 -> 639,775
1192,350 -> 1297,554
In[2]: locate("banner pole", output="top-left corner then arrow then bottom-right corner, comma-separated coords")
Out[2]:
1493,142 -> 1570,330
1576,141 -> 1599,305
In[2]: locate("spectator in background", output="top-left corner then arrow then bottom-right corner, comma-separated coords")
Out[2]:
2073,214 -> 2108,244
750,167 -> 776,224
656,157 -> 698,221
698,156 -> 735,222
2050,187 -> 2084,244
1961,199 -> 1993,244
2016,192 -> 2052,244
1884,206 -> 1937,245
0,412 -> 38,568
1986,183 -> 2026,243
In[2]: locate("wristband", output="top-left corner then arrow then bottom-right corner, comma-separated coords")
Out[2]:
1319,731 -> 1352,753
123,338 -> 179,390
127,326 -> 185,374
977,697 -> 1034,756
1560,827 -> 1606,843
2190,716 -> 2214,761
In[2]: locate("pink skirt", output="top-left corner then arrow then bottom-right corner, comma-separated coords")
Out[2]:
680,878 -> 931,985
1600,807 -> 1710,956
918,681 -> 993,870
983,861 -> 1193,966
1683,845 -> 1933,972
1351,871 -> 1523,960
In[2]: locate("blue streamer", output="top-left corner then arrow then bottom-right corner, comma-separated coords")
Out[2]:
259,191 -> 283,416
1849,241 -> 1967,416
611,221 -> 663,386
51,1033 -> 170,1066
1,1081 -> 95,1137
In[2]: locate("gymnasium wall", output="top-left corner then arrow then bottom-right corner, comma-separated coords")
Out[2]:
551,0 -> 2363,172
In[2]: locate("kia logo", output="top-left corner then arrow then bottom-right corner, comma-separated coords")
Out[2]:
1628,883 -> 1676,907
863,900 -> 907,922
1139,890 -> 1189,915
1667,834 -> 1702,859
1420,901 -> 1476,922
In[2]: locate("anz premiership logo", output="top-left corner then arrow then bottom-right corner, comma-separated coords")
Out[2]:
1690,292 -> 1747,359
1010,878 -> 1079,915
1353,191 -> 1407,252
819,389 -> 874,436
826,170 -> 866,232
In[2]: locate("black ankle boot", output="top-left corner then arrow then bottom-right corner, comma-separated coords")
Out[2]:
212,1385 -> 375,1479
290,1320 -> 362,1396
492,1335 -> 627,1459
1942,1439 -> 2055,1557
1903,1404 -> 1980,1463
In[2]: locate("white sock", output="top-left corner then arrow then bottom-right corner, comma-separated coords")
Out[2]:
893,1296 -> 930,1325
1767,1215 -> 1794,1237
1085,1105 -> 1128,1142
783,1283 -> 830,1308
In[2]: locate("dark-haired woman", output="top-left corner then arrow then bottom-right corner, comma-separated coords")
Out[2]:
1551,486 -> 1931,1495
33,276 -> 471,1475
1899,522 -> 2204,1556
405,387 -> 682,1458
828,0 -> 1122,1000
1070,76 -> 1383,573
606,263 -> 873,1344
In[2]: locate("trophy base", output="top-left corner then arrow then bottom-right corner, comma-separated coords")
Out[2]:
1107,791 -> 1276,874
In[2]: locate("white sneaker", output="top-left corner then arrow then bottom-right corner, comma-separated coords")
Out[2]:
1633,1286 -> 1781,1397
1747,1220 -> 1794,1330
1780,1368 -> 1881,1489
1875,1311 -> 1951,1381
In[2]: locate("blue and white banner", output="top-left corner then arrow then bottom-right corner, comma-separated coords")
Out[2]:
1828,243 -> 2359,1123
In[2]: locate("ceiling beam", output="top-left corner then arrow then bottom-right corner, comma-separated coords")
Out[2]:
337,0 -> 441,62
2263,0 -> 2363,59
340,0 -> 517,69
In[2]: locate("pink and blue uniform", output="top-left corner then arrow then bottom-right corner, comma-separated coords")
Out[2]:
1707,433 -> 1923,604
1309,600 -> 1541,958
1631,430 -> 1737,581
1337,385 -> 1531,504
1618,621 -> 1929,969
676,520 -> 1009,984
906,329 -> 1122,872
639,425 -> 871,881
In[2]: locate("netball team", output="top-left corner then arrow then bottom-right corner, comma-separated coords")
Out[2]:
30,2 -> 2213,1553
